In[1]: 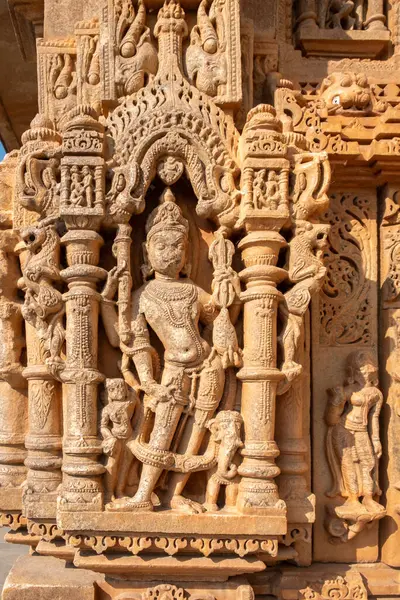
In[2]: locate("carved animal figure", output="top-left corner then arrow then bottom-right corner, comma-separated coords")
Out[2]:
325,351 -> 385,525
21,221 -> 65,370
319,72 -> 371,115
291,153 -> 330,221
203,410 -> 243,512
186,0 -> 227,97
279,221 -> 330,383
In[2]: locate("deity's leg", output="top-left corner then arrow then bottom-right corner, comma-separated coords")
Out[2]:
116,443 -> 134,498
355,432 -> 384,515
119,401 -> 184,510
334,428 -> 359,497
204,475 -> 220,511
168,418 -> 209,513
104,439 -> 122,501
333,427 -> 365,519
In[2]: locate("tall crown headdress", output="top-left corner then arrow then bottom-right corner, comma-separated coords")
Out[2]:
146,188 -> 189,240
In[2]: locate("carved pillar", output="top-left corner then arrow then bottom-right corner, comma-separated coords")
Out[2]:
22,320 -> 63,522
236,105 -> 287,521
0,231 -> 27,525
276,337 -> 314,565
0,153 -> 28,530
380,183 -> 400,566
59,106 -> 106,511
13,117 -> 65,525
365,0 -> 386,30
296,0 -> 318,32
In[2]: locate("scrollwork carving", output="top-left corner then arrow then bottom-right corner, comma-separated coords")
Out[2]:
319,193 -> 375,347
299,574 -> 368,600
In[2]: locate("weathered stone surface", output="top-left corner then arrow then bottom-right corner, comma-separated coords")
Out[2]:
1,0 -> 400,598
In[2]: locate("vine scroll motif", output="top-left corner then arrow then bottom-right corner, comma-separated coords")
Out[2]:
319,192 -> 375,346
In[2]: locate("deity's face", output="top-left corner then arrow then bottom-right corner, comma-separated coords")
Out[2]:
106,380 -> 126,402
358,361 -> 378,387
147,229 -> 187,279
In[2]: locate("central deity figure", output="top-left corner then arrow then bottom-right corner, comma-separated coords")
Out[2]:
101,188 -> 240,512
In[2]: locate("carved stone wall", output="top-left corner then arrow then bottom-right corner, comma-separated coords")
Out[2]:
1,0 -> 400,599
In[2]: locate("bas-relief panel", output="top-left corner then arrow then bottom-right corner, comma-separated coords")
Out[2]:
2,1 -> 335,581
312,188 -> 379,562
4,0 -> 400,597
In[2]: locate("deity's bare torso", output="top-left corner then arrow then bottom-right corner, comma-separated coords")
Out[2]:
342,385 -> 382,432
137,278 -> 214,367
103,401 -> 134,440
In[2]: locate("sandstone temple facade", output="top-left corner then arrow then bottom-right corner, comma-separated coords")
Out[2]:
1,0 -> 400,598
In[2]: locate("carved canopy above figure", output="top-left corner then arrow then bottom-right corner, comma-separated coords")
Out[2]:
104,0 -> 241,229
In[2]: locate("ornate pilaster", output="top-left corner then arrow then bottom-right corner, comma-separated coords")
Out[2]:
296,0 -> 318,33
0,152 -> 28,531
0,228 -> 27,525
59,105 -> 106,511
236,105 -> 287,519
380,183 -> 400,566
15,116 -> 64,522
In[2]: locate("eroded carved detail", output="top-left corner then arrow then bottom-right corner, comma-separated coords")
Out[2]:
101,0 -> 158,100
318,0 -> 386,31
299,573 -> 368,600
325,350 -> 385,543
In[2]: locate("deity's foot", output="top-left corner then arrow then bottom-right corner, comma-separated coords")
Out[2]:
282,361 -> 303,379
203,502 -> 219,513
335,499 -> 367,520
277,361 -> 303,395
106,496 -> 153,512
151,492 -> 161,507
104,493 -> 116,504
362,496 -> 386,517
171,495 -> 205,514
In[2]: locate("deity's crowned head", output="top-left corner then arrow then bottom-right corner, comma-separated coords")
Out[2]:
346,350 -> 378,388
144,188 -> 190,280
145,187 -> 189,241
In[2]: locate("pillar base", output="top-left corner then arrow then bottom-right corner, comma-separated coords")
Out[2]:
2,555 -> 256,600
1,555 -> 102,600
